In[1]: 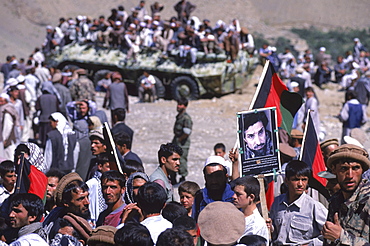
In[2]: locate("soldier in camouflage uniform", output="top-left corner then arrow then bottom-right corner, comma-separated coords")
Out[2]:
323,144 -> 370,245
69,69 -> 96,102
172,98 -> 192,183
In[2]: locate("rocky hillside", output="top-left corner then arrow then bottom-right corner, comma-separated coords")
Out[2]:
1,0 -> 369,59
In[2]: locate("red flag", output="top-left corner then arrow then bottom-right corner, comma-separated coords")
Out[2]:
250,61 -> 303,134
266,180 -> 275,210
16,158 -> 47,202
300,111 -> 330,198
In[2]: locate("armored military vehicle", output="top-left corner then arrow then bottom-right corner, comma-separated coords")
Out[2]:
47,43 -> 258,100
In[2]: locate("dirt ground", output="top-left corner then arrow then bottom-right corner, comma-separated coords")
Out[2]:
99,65 -> 370,190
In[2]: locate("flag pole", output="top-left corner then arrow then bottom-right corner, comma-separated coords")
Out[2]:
249,60 -> 270,110
299,109 -> 311,161
103,122 -> 123,174
15,152 -> 25,194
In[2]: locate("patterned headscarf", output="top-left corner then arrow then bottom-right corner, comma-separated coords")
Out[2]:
24,142 -> 47,173
125,172 -> 149,204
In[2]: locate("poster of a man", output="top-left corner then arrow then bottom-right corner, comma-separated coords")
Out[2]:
237,107 -> 280,176
243,110 -> 273,159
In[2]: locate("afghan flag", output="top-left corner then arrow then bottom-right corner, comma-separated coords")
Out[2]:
300,111 -> 330,199
15,156 -> 48,202
250,60 -> 303,135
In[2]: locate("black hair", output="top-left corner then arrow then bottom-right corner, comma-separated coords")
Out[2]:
178,181 -> 200,197
162,201 -> 188,223
177,98 -> 188,107
117,5 -> 124,11
243,111 -> 268,130
114,221 -> 153,246
112,108 -> 126,122
304,86 -> 314,93
101,170 -> 126,188
136,182 -> 167,215
158,143 -> 183,165
61,180 -> 89,205
285,160 -> 312,179
45,168 -> 65,180
213,143 -> 226,153
0,161 -> 15,176
345,90 -> 357,101
173,216 -> 197,231
9,193 -> 44,223
238,235 -> 267,246
96,152 -> 114,165
124,160 -> 145,177
156,228 -> 194,246
114,131 -> 132,149
14,144 -> 30,157
231,176 -> 260,202
59,218 -> 82,240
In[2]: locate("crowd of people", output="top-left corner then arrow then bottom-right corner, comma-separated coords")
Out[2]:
0,0 -> 369,245
40,0 -> 254,66
259,38 -> 369,92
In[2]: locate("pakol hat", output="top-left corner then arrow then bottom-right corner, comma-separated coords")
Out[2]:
198,201 -> 244,245
87,225 -> 117,245
279,143 -> 296,158
55,172 -> 83,206
63,212 -> 92,244
89,130 -> 104,142
291,129 -> 304,139
327,144 -> 370,171
320,138 -> 339,151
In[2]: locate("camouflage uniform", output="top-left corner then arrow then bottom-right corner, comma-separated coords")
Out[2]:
325,180 -> 370,245
70,76 -> 96,101
172,111 -> 192,177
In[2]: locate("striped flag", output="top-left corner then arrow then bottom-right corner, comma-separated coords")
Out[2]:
250,60 -> 303,135
300,110 -> 330,198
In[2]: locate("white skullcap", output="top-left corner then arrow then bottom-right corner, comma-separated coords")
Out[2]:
320,47 -> 326,52
144,15 -> 152,21
17,75 -> 25,83
204,155 -> 226,167
6,78 -> 18,87
291,81 -> 299,88
0,93 -> 10,102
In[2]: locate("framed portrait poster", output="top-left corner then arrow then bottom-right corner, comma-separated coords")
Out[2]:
237,107 -> 280,176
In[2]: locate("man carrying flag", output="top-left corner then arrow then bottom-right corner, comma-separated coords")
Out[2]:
248,60 -> 303,210
14,143 -> 48,201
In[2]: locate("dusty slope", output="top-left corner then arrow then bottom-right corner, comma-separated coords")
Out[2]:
1,0 -> 369,59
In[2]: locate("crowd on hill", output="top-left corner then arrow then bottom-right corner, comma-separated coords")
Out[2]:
0,0 -> 369,245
